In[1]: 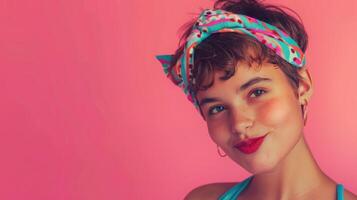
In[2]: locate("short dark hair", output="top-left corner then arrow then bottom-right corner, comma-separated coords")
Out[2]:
170,0 -> 308,98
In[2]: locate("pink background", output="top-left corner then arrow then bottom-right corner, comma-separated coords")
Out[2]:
1,0 -> 356,199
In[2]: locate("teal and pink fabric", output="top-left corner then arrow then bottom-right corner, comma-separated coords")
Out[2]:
156,9 -> 306,109
218,176 -> 345,200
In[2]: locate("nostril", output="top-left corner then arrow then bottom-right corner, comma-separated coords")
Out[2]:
231,125 -> 251,138
230,120 -> 253,135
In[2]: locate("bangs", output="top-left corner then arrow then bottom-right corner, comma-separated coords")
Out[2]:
191,32 -> 281,93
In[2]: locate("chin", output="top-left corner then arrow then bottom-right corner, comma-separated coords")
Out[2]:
247,161 -> 278,174
232,151 -> 281,174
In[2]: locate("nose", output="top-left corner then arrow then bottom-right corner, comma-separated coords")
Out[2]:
230,105 -> 254,139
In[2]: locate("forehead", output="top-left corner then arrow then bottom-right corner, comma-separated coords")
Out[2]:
196,61 -> 285,98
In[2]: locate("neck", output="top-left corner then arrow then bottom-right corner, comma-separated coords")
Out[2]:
243,135 -> 335,200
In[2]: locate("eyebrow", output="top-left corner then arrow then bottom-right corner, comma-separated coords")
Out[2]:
198,77 -> 272,107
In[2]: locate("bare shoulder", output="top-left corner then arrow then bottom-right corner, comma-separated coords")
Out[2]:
345,189 -> 357,200
184,182 -> 237,200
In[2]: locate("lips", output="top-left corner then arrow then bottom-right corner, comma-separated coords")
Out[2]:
234,134 -> 268,154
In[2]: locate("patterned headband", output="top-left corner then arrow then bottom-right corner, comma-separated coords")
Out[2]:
156,9 -> 306,110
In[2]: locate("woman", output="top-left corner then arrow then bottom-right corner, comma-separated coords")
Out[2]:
156,0 -> 357,199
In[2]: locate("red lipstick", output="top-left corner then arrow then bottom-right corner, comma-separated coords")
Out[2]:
234,134 -> 267,154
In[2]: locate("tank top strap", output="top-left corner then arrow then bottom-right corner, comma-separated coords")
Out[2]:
336,184 -> 344,200
218,176 -> 254,200
219,177 -> 345,200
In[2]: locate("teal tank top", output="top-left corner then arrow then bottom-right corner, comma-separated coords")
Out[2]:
219,176 -> 345,200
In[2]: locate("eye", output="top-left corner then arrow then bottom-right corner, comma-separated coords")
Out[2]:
249,88 -> 267,98
208,105 -> 225,116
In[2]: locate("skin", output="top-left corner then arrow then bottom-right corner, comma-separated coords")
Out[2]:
185,61 -> 357,200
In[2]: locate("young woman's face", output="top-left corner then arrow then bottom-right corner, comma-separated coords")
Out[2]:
196,61 -> 309,174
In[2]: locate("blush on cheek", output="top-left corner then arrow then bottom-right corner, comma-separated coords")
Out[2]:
258,97 -> 296,126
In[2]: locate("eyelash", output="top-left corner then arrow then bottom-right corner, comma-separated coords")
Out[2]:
207,88 -> 267,116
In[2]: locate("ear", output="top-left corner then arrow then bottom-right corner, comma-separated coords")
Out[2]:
297,67 -> 313,105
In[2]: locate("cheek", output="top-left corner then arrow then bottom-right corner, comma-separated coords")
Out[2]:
207,122 -> 224,143
207,117 -> 230,144
257,96 -> 299,127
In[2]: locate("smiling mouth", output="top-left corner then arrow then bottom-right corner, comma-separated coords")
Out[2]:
234,134 -> 268,154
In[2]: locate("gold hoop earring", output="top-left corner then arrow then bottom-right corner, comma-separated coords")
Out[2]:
217,145 -> 227,157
